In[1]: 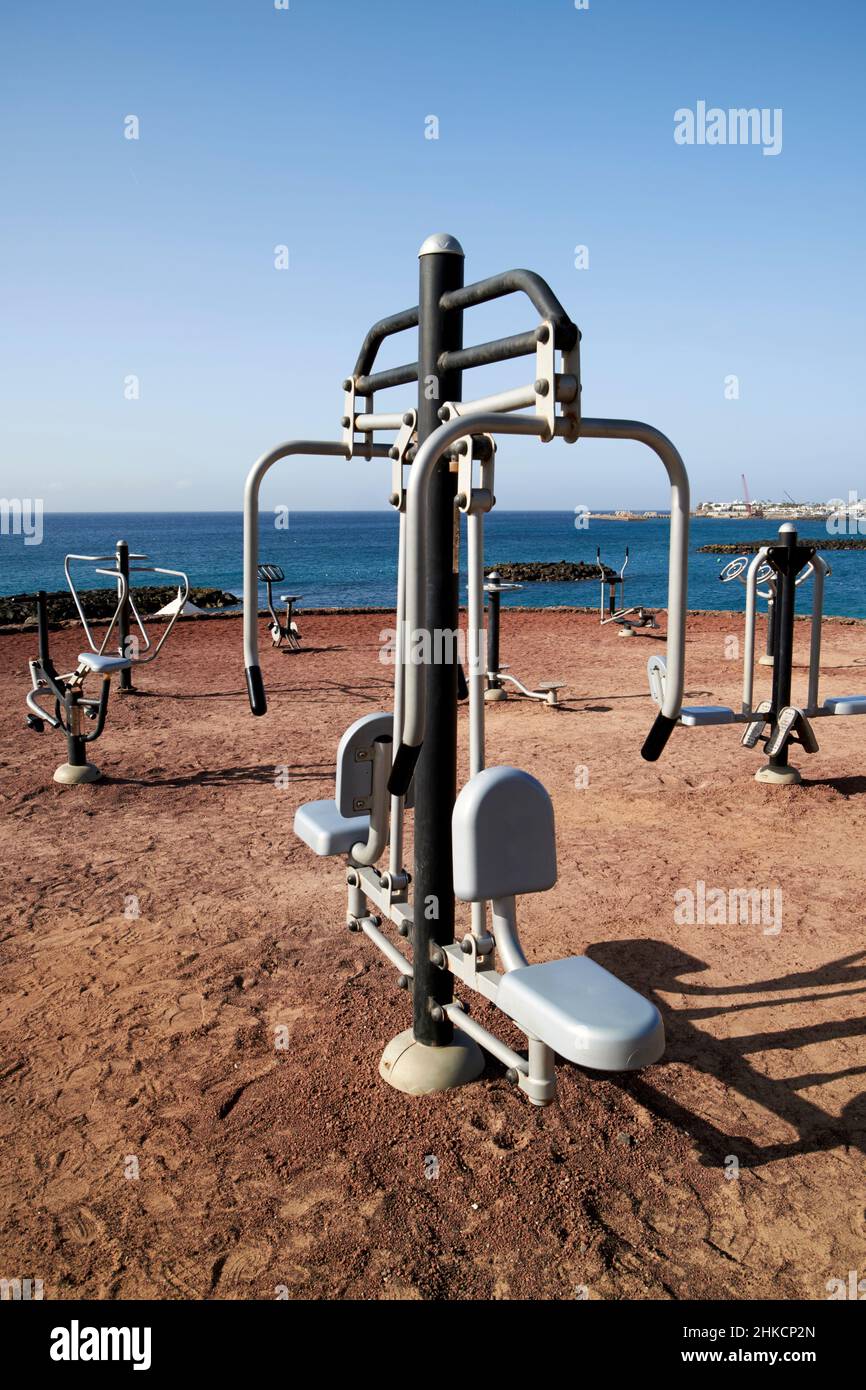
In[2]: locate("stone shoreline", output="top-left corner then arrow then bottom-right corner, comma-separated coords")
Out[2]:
699,538 -> 866,554
0,586 -> 237,627
485,560 -> 615,583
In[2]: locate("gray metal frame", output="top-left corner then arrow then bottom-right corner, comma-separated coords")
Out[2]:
65,548 -> 190,665
242,237 -> 688,1105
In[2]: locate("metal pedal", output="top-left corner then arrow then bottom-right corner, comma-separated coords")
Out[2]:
742,699 -> 772,748
765,706 -> 819,758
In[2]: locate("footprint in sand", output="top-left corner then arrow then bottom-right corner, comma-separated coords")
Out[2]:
55,1062 -> 103,1116
166,992 -> 206,1034
58,1206 -> 105,1245
213,1240 -> 274,1289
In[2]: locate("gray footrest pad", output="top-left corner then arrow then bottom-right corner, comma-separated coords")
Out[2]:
680,705 -> 735,726
824,695 -> 866,715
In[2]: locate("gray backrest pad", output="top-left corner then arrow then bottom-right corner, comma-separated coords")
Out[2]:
335,712 -> 394,818
452,766 -> 557,902
334,712 -> 415,817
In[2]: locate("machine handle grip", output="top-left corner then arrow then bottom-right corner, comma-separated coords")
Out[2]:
641,711 -> 677,761
388,742 -> 420,797
246,665 -> 267,716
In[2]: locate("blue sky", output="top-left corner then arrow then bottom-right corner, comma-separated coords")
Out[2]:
1,0 -> 864,512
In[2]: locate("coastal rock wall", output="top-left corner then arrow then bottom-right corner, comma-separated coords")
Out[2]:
699,538 -> 866,554
0,587 -> 237,626
486,560 -> 615,583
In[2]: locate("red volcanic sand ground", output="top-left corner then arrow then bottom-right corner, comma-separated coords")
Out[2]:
2,608 -> 866,1301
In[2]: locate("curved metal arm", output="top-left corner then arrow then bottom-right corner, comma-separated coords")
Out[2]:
83,676 -> 112,743
742,548 -> 771,713
353,305 -> 420,379
64,556 -> 130,653
441,270 -> 578,350
390,412 -> 548,792
579,420 -> 689,761
490,896 -> 529,973
125,566 -> 191,663
389,412 -> 690,790
242,438 -> 391,714
26,687 -> 61,729
807,554 -> 830,714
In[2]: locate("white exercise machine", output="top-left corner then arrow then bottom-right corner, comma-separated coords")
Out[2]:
649,525 -> 866,784
597,545 -> 657,637
482,571 -> 563,706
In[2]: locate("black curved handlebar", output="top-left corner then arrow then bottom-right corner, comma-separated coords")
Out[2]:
641,711 -> 678,762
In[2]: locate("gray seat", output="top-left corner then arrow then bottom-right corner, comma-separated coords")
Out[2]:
294,799 -> 371,857
680,704 -> 735,726
294,711 -> 405,859
496,955 -> 665,1071
452,766 -> 556,902
824,695 -> 866,716
77,652 -> 134,675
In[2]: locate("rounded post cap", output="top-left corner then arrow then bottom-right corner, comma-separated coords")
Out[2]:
778,522 -> 797,535
418,232 -> 464,258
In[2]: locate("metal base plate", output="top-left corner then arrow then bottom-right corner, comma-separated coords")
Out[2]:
53,761 -> 102,785
378,1028 -> 485,1095
755,763 -> 802,786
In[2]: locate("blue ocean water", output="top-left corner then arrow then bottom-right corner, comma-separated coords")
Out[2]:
2,511 -> 865,618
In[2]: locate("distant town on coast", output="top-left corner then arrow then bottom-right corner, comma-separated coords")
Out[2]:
589,495 -> 866,523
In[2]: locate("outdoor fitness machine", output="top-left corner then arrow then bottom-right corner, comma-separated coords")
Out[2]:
597,545 -> 657,636
649,523 -> 866,784
66,540 -> 190,692
25,541 -> 190,783
483,570 -> 562,706
25,588 -> 133,784
719,550 -> 819,667
243,234 -> 690,1104
256,563 -> 302,650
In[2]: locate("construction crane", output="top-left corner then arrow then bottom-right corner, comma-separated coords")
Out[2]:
741,473 -> 752,517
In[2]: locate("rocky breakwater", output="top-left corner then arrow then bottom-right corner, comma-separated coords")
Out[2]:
0,586 -> 237,628
699,538 -> 866,555
485,560 -> 616,583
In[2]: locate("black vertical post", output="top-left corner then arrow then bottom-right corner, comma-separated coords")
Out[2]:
116,539 -> 133,691
413,234 -> 464,1048
767,526 -> 798,776
487,582 -> 502,691
36,590 -> 53,672
65,692 -> 87,768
